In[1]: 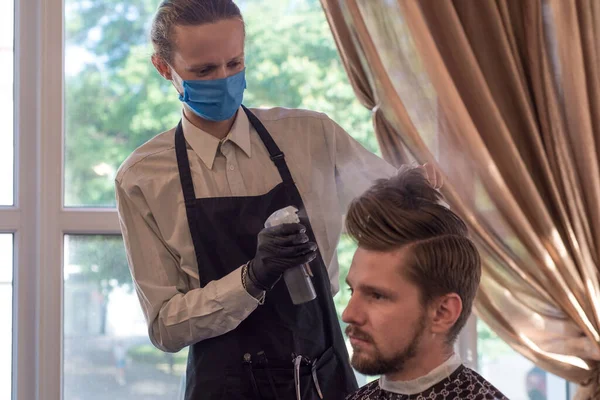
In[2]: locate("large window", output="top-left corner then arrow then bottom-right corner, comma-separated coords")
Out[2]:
4,0 -> 576,399
62,0 -> 185,392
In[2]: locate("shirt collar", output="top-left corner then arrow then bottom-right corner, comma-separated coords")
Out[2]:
379,353 -> 462,395
181,106 -> 252,170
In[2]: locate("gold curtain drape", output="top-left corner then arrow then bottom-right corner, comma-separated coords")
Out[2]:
320,0 -> 409,167
321,0 -> 600,397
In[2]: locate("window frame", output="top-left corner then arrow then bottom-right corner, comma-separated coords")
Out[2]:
9,0 -> 40,398
5,0 -> 571,399
9,1 -> 124,399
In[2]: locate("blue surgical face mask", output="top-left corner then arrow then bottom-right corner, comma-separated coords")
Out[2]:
177,68 -> 247,122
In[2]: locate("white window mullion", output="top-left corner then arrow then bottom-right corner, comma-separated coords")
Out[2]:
12,0 -> 41,397
0,209 -> 19,232
60,210 -> 121,235
37,0 -> 63,397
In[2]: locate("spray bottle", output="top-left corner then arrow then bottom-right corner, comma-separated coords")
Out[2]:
264,206 -> 317,305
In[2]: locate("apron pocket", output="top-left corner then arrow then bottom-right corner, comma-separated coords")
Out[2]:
221,348 -> 347,400
223,367 -> 295,400
312,347 -> 346,399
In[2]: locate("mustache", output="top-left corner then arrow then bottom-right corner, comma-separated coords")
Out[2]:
345,325 -> 373,343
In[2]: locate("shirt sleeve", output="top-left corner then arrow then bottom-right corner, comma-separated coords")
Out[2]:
115,179 -> 261,353
322,117 -> 398,212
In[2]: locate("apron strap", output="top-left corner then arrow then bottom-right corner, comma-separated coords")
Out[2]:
174,121 -> 197,203
175,107 -> 295,203
242,105 -> 295,186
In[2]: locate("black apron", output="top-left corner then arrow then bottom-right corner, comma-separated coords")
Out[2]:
175,106 -> 357,400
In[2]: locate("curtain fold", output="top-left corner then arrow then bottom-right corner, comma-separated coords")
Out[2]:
321,0 -> 600,396
320,0 -> 409,167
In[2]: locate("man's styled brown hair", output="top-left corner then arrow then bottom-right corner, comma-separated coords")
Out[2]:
151,0 -> 244,63
345,167 -> 481,343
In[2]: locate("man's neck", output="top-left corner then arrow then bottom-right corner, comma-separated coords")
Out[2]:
385,347 -> 455,382
183,107 -> 237,140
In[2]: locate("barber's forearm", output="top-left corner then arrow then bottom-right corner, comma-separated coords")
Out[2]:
117,186 -> 262,350
144,266 -> 262,352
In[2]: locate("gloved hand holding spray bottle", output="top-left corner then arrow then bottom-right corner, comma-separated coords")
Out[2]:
264,206 -> 317,305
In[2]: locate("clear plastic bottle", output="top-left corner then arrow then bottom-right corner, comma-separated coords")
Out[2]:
264,206 -> 317,305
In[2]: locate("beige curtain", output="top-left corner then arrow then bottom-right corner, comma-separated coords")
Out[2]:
321,0 -> 600,397
320,0 -> 409,167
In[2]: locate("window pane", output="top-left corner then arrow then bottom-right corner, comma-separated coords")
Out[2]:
0,0 -> 14,206
242,1 -> 379,154
0,234 -> 13,399
478,319 -> 568,400
63,235 -> 186,399
63,2 -> 180,208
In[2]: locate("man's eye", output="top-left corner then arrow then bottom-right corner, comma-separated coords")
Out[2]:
370,292 -> 385,301
194,68 -> 212,76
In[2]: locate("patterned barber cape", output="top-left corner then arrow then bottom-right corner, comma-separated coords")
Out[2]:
346,364 -> 509,400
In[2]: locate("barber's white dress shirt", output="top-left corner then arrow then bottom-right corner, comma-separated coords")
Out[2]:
115,106 -> 396,352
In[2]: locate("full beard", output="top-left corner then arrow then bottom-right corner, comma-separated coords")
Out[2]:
347,315 -> 427,376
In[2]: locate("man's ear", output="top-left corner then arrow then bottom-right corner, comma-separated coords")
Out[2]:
151,54 -> 173,81
429,293 -> 462,336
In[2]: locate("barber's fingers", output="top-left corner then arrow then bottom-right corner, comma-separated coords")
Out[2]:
269,241 -> 317,257
282,250 -> 318,267
422,163 -> 444,190
265,232 -> 310,248
264,222 -> 306,236
263,223 -> 305,236
291,232 -> 310,245
261,223 -> 310,245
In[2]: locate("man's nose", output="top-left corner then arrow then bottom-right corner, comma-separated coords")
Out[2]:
342,295 -> 364,326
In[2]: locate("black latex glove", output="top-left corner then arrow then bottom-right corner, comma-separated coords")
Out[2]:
247,223 -> 318,291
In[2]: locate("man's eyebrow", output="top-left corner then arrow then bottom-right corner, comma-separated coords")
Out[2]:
346,281 -> 395,297
185,63 -> 216,72
186,54 -> 245,71
361,284 -> 394,295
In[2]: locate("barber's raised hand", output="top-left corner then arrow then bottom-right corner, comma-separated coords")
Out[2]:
398,163 -> 444,190
421,163 -> 444,190
247,223 -> 318,291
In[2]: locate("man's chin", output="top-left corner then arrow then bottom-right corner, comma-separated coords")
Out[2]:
351,354 -> 385,376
